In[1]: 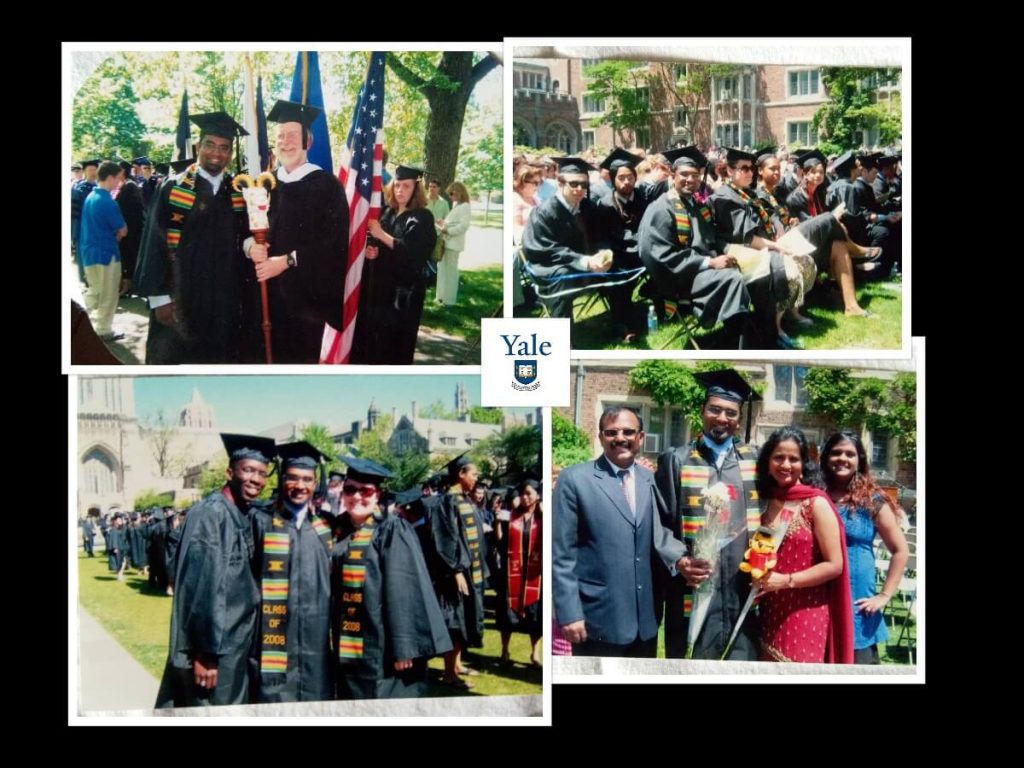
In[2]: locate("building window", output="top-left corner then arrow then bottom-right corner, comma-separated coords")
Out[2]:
788,69 -> 820,98
871,431 -> 890,472
716,76 -> 738,101
582,130 -> 595,151
513,122 -> 533,148
673,63 -> 689,83
673,106 -> 688,131
742,124 -> 752,148
716,122 -> 739,147
635,86 -> 650,106
582,58 -> 601,69
742,73 -> 752,99
546,124 -> 575,154
773,365 -> 809,406
787,121 -> 813,147
634,125 -> 650,150
519,71 -> 547,92
82,448 -> 118,495
551,80 -> 559,92
583,93 -> 605,114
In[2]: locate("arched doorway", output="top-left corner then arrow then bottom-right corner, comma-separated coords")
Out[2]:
81,446 -> 120,495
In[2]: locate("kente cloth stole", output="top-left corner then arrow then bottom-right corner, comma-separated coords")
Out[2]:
507,512 -> 541,616
259,516 -> 291,676
669,190 -> 712,247
165,163 -> 245,254
762,188 -> 788,221
336,515 -> 377,661
457,498 -> 484,589
677,441 -> 760,617
726,181 -> 775,238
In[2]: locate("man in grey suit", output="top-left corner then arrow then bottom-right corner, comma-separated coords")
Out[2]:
554,406 -> 687,657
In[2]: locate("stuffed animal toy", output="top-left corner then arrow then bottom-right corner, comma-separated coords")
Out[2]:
738,525 -> 778,580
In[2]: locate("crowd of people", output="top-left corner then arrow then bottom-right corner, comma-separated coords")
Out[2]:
71,102 -> 475,364
514,143 -> 902,348
83,437 -> 542,705
553,370 -> 909,664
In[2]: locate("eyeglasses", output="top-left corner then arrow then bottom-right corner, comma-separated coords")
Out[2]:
602,428 -> 638,438
525,180 -> 540,186
236,466 -> 268,479
734,165 -> 754,173
283,474 -> 317,486
343,485 -> 378,497
200,140 -> 232,155
564,180 -> 589,189
705,405 -> 740,419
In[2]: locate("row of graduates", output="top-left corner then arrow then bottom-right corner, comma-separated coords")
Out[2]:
129,103 -> 437,365
156,436 -> 539,706
86,507 -> 175,592
520,144 -> 902,348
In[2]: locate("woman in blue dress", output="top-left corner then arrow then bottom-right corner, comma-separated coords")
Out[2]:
821,431 -> 910,664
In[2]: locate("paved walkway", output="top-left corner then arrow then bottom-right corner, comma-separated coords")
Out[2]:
77,608 -> 159,714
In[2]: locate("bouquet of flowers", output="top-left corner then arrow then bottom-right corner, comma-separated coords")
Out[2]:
686,482 -> 738,658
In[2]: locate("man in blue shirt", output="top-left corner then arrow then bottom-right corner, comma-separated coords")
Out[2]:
79,161 -> 127,340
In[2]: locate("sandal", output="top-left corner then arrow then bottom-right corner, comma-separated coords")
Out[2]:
441,677 -> 473,690
852,246 -> 883,263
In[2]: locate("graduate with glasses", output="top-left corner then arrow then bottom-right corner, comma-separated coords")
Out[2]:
330,457 -> 451,699
654,370 -> 764,660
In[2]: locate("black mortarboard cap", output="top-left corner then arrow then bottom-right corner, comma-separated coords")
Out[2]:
266,99 -> 323,128
154,163 -> 170,176
337,454 -> 394,484
425,472 -> 446,490
170,157 -> 195,174
553,156 -> 596,174
877,154 -> 898,168
190,111 -> 248,139
278,440 -> 329,470
394,165 -> 425,181
517,478 -> 541,493
446,452 -> 475,478
221,433 -> 276,464
663,145 -> 707,169
755,146 -> 777,165
393,486 -> 424,506
832,150 -> 857,177
600,147 -> 641,173
799,149 -> 828,170
694,369 -> 760,404
725,147 -> 757,165
857,152 -> 882,170
133,156 -> 152,166
118,160 -> 133,174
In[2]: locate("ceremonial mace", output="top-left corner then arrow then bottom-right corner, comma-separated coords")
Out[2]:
233,172 -> 277,363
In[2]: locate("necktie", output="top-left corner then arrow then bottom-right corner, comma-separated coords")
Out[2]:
619,469 -> 636,516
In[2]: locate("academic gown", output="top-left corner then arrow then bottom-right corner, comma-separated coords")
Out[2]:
654,440 -> 760,660
637,191 -> 749,329
246,169 -> 348,364
106,527 -> 126,572
155,490 -> 260,708
134,171 -> 251,364
116,179 -> 146,284
350,206 -> 436,364
147,518 -> 169,590
251,506 -> 334,703
429,490 -> 488,648
331,513 -> 452,699
126,523 -> 149,568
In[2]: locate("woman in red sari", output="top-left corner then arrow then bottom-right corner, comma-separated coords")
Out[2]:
753,427 -> 854,663
495,479 -> 543,667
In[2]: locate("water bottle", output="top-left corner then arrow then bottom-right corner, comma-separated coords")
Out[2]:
647,305 -> 658,333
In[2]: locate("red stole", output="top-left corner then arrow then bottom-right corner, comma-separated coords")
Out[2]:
507,508 -> 542,616
768,484 -> 854,664
807,190 -> 821,218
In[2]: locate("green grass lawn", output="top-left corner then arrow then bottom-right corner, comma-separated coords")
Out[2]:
532,276 -> 902,351
77,553 -> 542,695
421,266 -> 503,340
471,209 -> 503,229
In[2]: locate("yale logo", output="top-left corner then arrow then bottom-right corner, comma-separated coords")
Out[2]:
503,334 -> 550,392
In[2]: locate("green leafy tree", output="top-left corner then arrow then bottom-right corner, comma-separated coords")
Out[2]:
300,423 -> 343,475
803,368 -> 916,462
386,52 -> 500,188
72,58 -> 148,158
132,489 -> 175,511
666,62 -> 740,144
813,68 -> 902,151
476,424 -> 541,481
552,411 -> 592,469
458,123 -> 503,223
468,405 -> 502,425
628,360 -> 743,433
582,60 -> 650,143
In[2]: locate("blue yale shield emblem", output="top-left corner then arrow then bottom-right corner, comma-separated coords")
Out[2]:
514,360 -> 537,385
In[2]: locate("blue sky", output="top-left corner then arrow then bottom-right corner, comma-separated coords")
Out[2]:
133,375 -> 524,433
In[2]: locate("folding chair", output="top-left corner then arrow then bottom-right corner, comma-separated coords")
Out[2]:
895,577 -> 917,664
656,299 -> 701,350
519,252 -> 645,323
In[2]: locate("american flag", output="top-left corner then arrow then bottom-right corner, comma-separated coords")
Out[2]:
320,52 -> 387,364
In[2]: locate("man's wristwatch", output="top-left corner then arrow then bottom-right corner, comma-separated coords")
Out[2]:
286,250 -> 297,268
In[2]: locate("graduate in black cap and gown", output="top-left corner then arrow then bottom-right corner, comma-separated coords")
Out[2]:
593,148 -> 662,339
155,433 -> 274,708
250,441 -> 335,703
330,458 -> 452,699
134,113 -> 252,363
244,100 -> 348,363
495,479 -> 543,666
428,454 -> 489,688
351,164 -> 437,364
520,156 -> 614,326
654,370 -> 763,659
637,146 -> 753,347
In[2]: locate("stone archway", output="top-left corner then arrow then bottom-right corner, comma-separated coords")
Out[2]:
513,120 -> 536,148
544,121 -> 577,155
80,444 -> 121,496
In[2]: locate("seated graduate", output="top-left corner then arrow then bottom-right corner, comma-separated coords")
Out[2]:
331,457 -> 451,699
520,156 -> 612,325
637,145 -> 752,348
